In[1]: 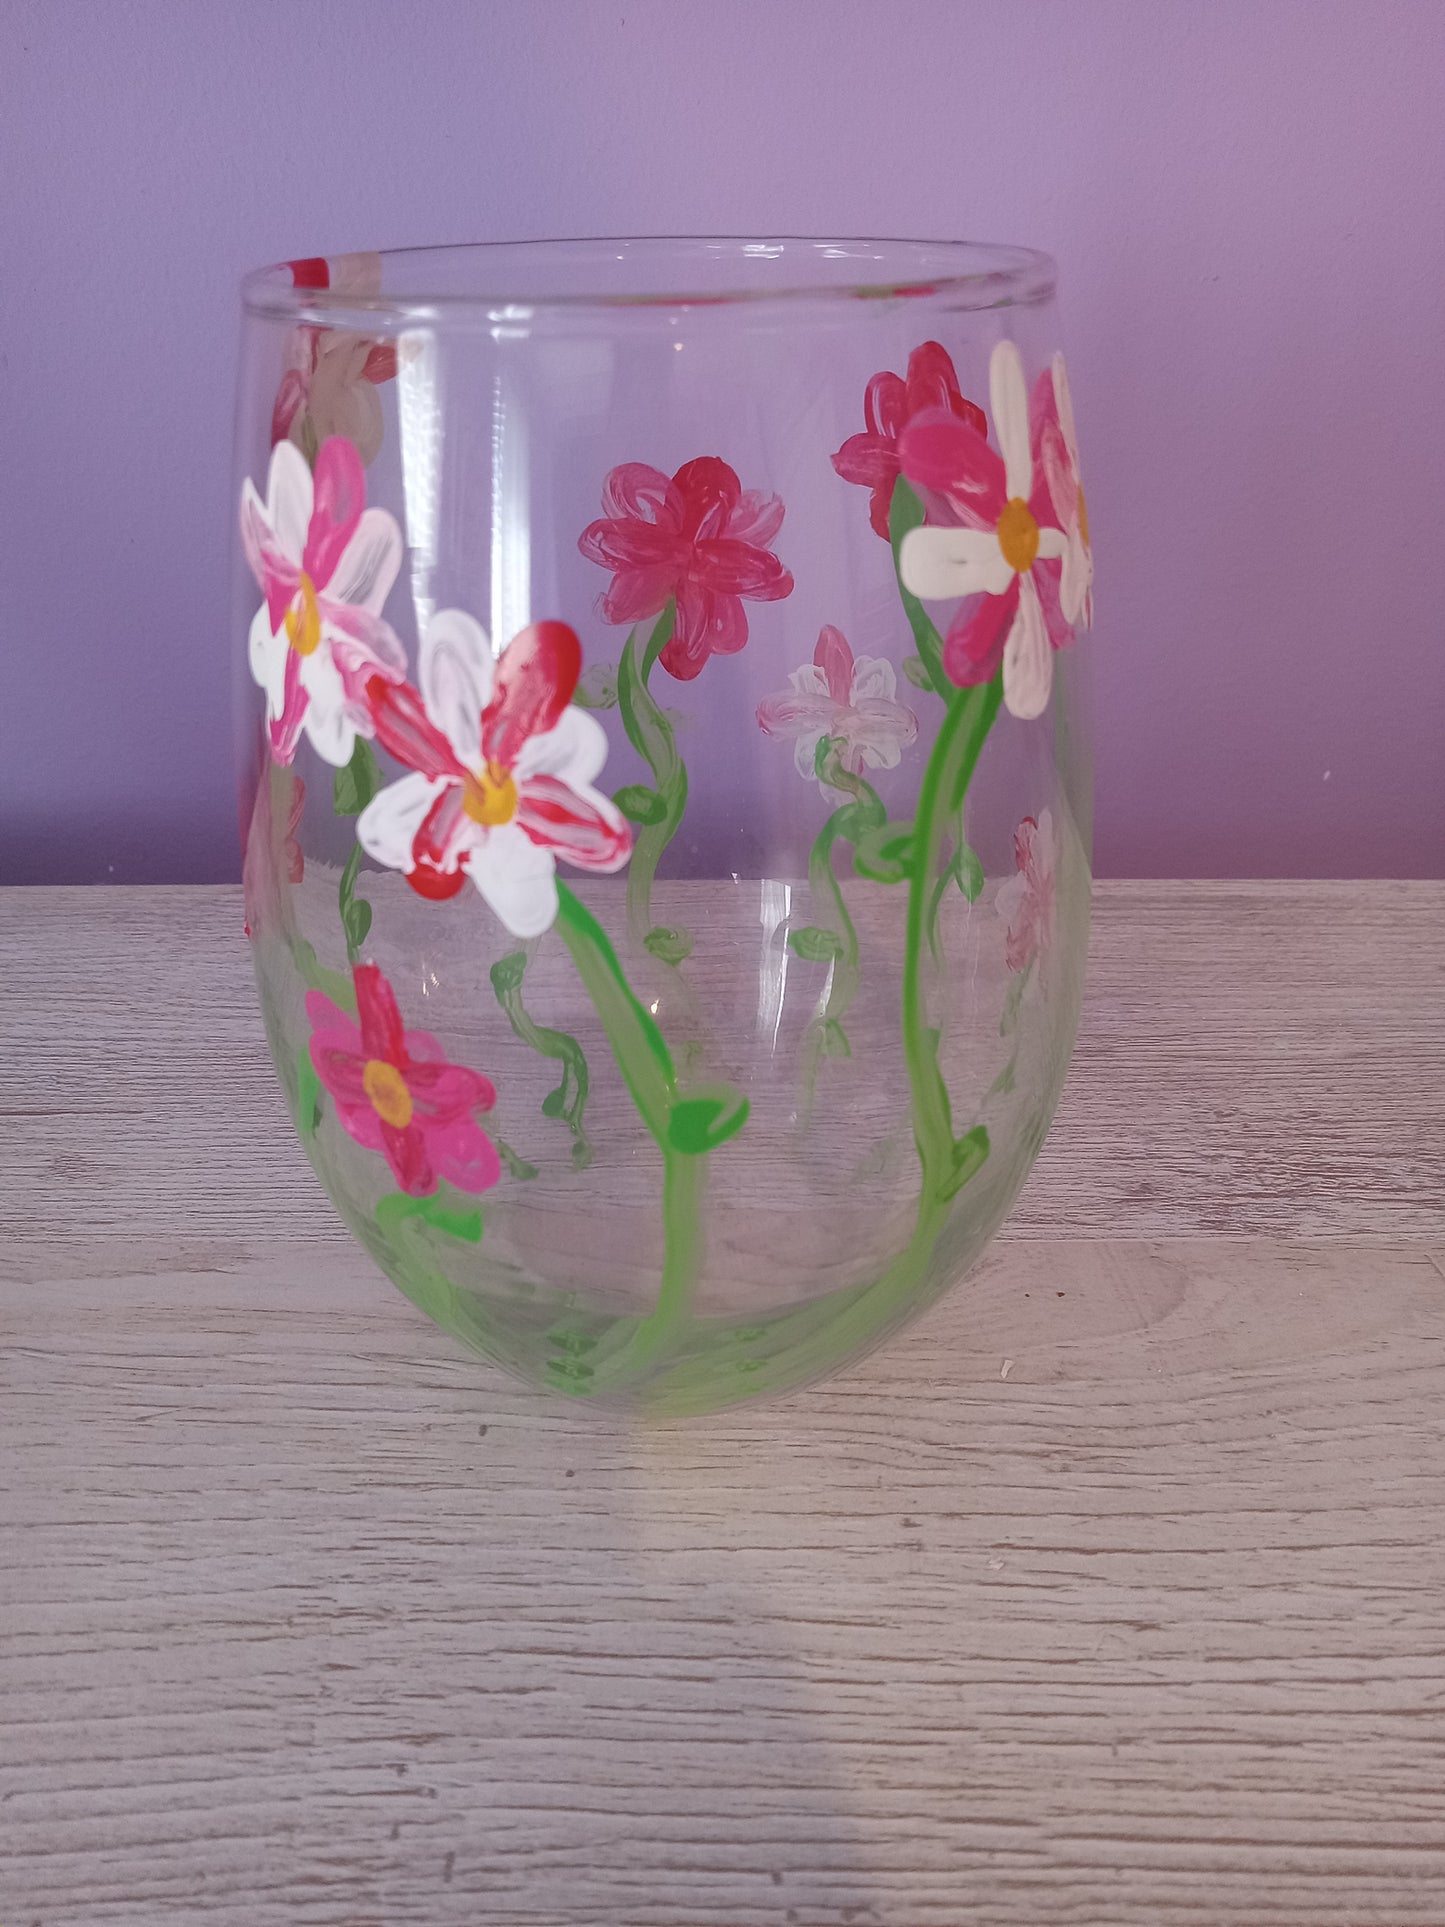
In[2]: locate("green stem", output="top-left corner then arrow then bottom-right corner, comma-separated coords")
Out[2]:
903,675 -> 1003,1200
490,951 -> 594,1168
616,603 -> 688,950
552,883 -> 708,1389
792,738 -> 888,1103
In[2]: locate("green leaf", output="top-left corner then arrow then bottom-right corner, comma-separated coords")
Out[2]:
819,1018 -> 852,1059
853,819 -> 915,884
902,654 -> 932,690
954,841 -> 986,903
343,896 -> 372,950
574,662 -> 618,710
644,924 -> 694,965
788,925 -> 845,964
666,1082 -> 750,1156
939,1125 -> 990,1201
333,738 -> 382,815
294,1043 -> 321,1135
375,1192 -> 485,1242
497,1138 -> 539,1182
614,783 -> 668,826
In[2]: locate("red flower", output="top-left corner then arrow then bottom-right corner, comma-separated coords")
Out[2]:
831,340 -> 987,539
578,457 -> 794,681
307,963 -> 501,1197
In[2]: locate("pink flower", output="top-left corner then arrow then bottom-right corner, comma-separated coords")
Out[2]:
578,457 -> 794,681
756,625 -> 917,790
308,963 -> 501,1197
358,609 -> 630,937
240,436 -> 406,766
1031,353 -> 1093,629
996,811 -> 1056,973
271,254 -> 400,468
897,341 -> 1073,720
831,340 -> 987,539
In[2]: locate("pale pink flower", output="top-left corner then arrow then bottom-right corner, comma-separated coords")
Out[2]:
1031,352 -> 1093,629
756,625 -> 917,791
996,811 -> 1056,973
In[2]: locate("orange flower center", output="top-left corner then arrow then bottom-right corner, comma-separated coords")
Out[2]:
996,497 -> 1041,574
462,760 -> 518,827
283,573 -> 322,656
363,1058 -> 413,1129
1076,485 -> 1091,548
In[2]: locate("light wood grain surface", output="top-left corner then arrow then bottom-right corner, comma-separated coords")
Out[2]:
3,881 -> 1444,1927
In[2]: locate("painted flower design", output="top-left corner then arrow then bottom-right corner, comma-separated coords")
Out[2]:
357,610 -> 630,937
757,625 -> 918,790
897,340 -> 1072,720
578,457 -> 794,681
1032,353 -> 1093,629
307,963 -> 501,1197
996,810 -> 1056,973
831,340 -> 987,539
271,253 -> 400,468
240,436 -> 405,766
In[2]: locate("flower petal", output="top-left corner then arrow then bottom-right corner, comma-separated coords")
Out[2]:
1002,573 -> 1053,719
756,685 -> 839,742
693,538 -> 793,599
847,652 -> 897,705
990,340 -> 1032,503
269,647 -> 309,765
665,582 -> 745,676
419,1114 -> 502,1195
381,1119 -> 436,1195
515,773 -> 631,871
239,476 -> 302,632
813,624 -> 854,703
464,823 -> 559,938
482,621 -> 582,769
942,578 -> 1019,688
365,676 -> 465,783
725,488 -> 785,549
323,506 -> 402,613
413,783 -> 477,874
599,461 -> 676,524
358,771 -> 450,872
297,646 -> 358,767
1034,557 -> 1074,652
353,961 -> 407,1063
420,608 -> 492,768
248,605 -> 289,718
899,525 -> 1013,601
1052,353 -> 1081,472
597,561 -> 680,627
406,1058 -> 497,1124
897,408 -> 1006,528
906,340 -> 987,436
1060,527 -> 1093,628
830,430 -> 898,492
514,704 -> 609,787
672,456 -> 742,541
303,437 -> 366,588
266,439 -> 313,564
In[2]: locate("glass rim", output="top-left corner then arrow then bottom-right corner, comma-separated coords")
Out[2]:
240,233 -> 1058,323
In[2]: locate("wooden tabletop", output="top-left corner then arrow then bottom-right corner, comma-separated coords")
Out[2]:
3,880 -> 1444,1926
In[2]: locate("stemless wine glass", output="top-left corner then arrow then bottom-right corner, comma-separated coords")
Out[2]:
233,237 -> 1093,1415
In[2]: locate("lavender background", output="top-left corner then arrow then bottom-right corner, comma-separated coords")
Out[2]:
2,0 -> 1442,884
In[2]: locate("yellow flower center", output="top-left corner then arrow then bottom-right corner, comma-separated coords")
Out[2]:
283,573 -> 322,656
1076,484 -> 1091,549
363,1058 -> 413,1130
996,497 -> 1041,574
462,760 -> 519,827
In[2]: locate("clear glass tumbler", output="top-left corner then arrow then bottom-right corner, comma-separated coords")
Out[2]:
233,238 -> 1093,1414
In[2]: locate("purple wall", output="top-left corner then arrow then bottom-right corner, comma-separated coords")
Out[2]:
3,0 -> 1442,883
